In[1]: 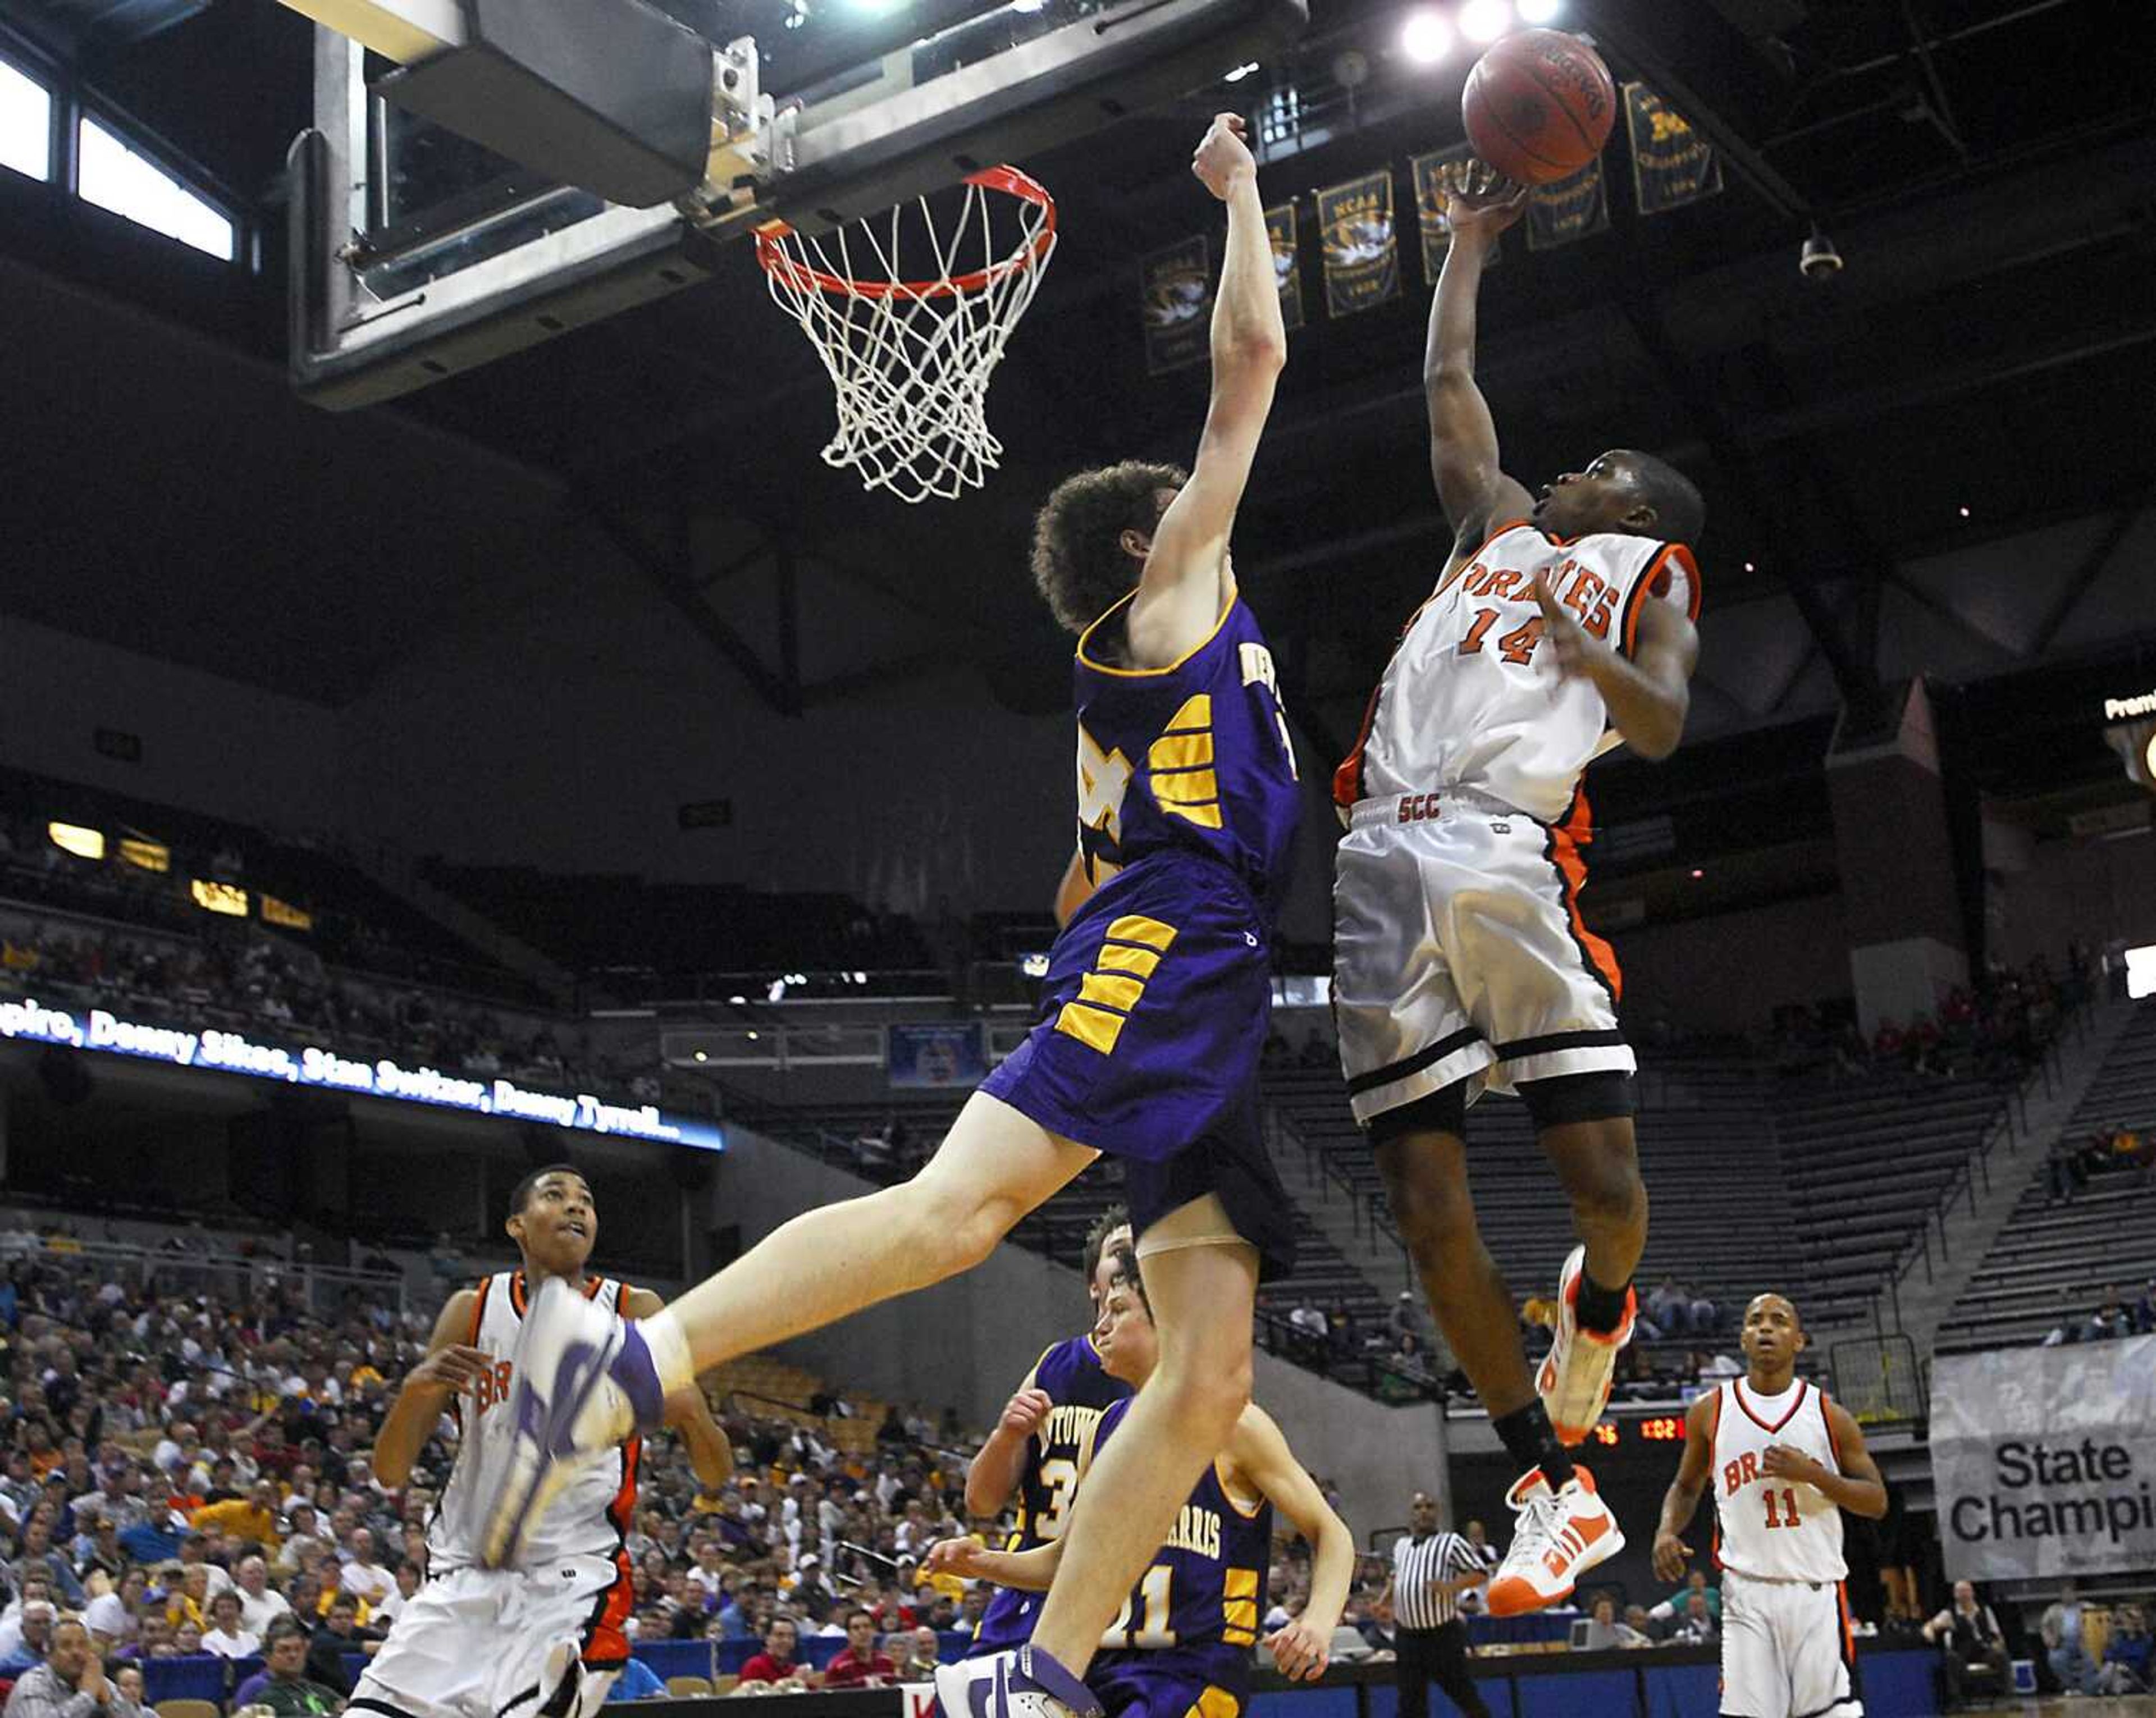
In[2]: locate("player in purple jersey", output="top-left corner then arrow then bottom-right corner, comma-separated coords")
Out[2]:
926,1248 -> 1354,1718
966,1212 -> 1134,1657
481,109 -> 1303,1718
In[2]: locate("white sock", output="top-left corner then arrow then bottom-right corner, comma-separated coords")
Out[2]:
640,1305 -> 696,1397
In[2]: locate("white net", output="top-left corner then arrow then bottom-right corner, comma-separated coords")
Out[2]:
756,167 -> 1057,505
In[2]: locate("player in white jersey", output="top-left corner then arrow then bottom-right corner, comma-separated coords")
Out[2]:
1328,166 -> 1705,1615
355,1166 -> 732,1718
1652,1295 -> 1886,1718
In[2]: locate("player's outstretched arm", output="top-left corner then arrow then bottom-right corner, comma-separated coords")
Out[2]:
375,1289 -> 486,1488
1127,113 -> 1286,671
1762,1402 -> 1886,1519
625,1286 -> 734,1486
922,1532 -> 1063,1593
1232,1405 -> 1353,1682
1650,1391 -> 1719,1582
1426,165 -> 1534,554
1532,570 -> 1697,760
966,1374 -> 1052,1519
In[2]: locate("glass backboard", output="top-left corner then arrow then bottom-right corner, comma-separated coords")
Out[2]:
290,0 -> 1306,407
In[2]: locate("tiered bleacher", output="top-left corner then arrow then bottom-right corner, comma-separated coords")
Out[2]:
1934,1000 -> 2156,1353
1774,1071 -> 2015,1328
1264,1057 -> 1804,1386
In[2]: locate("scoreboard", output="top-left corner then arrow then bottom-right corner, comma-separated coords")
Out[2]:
1581,1414 -> 1688,1447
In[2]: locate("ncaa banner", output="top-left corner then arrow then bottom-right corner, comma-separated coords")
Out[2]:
1318,168 -> 1399,317
1930,1336 -> 2156,1580
1139,235 -> 1213,374
1625,83 -> 1724,215
1529,158 -> 1610,252
1411,148 -> 1500,282
1266,202 -> 1304,332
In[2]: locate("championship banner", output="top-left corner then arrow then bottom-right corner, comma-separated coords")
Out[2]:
1625,83 -> 1723,215
1410,148 -> 1499,281
1930,1336 -> 2156,1580
1266,202 -> 1304,332
887,1021 -> 988,1090
1139,235 -> 1213,374
1318,168 -> 1399,317
1528,158 -> 1610,251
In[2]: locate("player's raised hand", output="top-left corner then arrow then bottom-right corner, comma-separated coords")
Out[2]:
1761,1444 -> 1825,1484
408,1345 -> 492,1394
1651,1529 -> 1692,1583
998,1386 -> 1053,1439
921,1536 -> 993,1579
1444,158 -> 1529,241
1264,1617 -> 1332,1682
1530,572 -> 1598,679
1193,113 -> 1257,199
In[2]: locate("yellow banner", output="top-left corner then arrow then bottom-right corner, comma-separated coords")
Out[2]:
1318,168 -> 1399,317
1139,236 -> 1213,374
1626,83 -> 1723,215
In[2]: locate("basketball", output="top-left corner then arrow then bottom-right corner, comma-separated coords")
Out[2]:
1461,30 -> 1618,186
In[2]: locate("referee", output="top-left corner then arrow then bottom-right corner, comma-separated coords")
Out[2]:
1380,1493 -> 1492,1718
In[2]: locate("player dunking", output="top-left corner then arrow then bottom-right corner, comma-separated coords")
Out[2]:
1652,1295 -> 1886,1718
965,1210 -> 1134,1657
925,1247 -> 1354,1718
1330,166 -> 1706,1612
480,112 -> 1303,1718
355,1167 -> 732,1718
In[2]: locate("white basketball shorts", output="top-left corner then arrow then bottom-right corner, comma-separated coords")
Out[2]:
1719,1569 -> 1862,1718
350,1556 -> 628,1718
1332,789 -> 1634,1125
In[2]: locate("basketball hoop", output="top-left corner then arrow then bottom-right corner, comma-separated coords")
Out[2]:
756,166 -> 1057,505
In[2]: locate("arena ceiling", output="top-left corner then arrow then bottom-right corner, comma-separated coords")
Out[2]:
3,0 -> 2153,789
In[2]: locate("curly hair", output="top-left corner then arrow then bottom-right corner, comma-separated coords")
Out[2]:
1030,461 -> 1187,635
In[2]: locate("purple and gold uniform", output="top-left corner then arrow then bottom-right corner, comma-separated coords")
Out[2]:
970,1336 -> 1132,1657
981,592 -> 1302,1276
1087,1397 -> 1275,1718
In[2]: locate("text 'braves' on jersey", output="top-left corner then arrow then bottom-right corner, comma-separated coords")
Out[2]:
1335,520 -> 1700,824
1709,1378 -> 1848,1584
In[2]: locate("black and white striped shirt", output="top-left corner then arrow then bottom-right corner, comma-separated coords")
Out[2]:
1391,1529 -> 1479,1630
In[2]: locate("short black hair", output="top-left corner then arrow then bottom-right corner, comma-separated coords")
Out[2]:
1030,462 -> 1187,634
1106,1243 -> 1150,1318
1616,450 -> 1706,546
1081,1204 -> 1131,1284
509,1163 -> 584,1218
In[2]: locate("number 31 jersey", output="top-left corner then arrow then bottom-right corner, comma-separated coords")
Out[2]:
1710,1378 -> 1849,1583
1333,522 -> 1700,825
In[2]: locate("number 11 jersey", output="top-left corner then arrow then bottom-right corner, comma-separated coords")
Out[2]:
1710,1378 -> 1849,1583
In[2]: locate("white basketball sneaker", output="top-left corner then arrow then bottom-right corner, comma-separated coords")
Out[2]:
481,1277 -> 678,1568
1485,1465 -> 1623,1616
933,1646 -> 1102,1718
1536,1244 -> 1636,1444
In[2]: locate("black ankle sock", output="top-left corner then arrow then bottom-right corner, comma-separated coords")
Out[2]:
1492,1401 -> 1575,1489
1574,1271 -> 1632,1337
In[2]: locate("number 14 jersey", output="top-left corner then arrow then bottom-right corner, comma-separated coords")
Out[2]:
1710,1378 -> 1849,1583
1333,522 -> 1700,824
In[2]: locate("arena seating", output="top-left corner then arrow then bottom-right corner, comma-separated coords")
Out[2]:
1934,999 -> 2156,1353
1267,1056 -> 1803,1347
0,767 -> 529,1001
418,860 -> 931,986
1772,1069 -> 2016,1327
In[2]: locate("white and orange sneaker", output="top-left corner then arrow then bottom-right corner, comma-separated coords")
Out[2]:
1535,1244 -> 1636,1444
1484,1465 -> 1623,1616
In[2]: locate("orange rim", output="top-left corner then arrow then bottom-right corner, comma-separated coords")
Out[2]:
755,165 -> 1057,301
